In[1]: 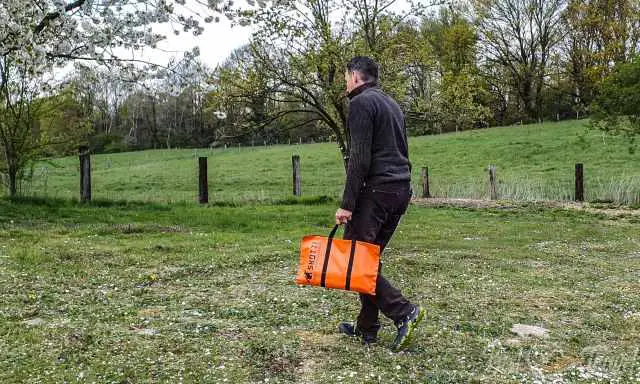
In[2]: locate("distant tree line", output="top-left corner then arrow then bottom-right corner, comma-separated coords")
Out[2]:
48,1 -> 639,155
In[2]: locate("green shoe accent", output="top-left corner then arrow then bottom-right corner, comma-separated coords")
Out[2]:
392,306 -> 425,352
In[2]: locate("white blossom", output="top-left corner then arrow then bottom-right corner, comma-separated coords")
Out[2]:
0,0 -> 253,95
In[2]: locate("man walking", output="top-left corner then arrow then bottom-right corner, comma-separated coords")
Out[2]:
335,56 -> 424,351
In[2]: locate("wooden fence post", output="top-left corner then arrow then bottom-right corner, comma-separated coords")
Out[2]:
575,163 -> 584,202
79,146 -> 91,202
489,165 -> 497,200
421,167 -> 431,198
198,157 -> 208,204
292,154 -> 301,196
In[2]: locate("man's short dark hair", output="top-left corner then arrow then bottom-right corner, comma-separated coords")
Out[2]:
346,56 -> 379,83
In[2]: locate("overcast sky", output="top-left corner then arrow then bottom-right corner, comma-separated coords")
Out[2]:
133,17 -> 255,69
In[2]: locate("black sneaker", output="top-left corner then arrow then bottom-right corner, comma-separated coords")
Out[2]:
391,305 -> 425,352
338,322 -> 377,345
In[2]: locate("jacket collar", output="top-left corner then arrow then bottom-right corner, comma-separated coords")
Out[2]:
347,82 -> 378,99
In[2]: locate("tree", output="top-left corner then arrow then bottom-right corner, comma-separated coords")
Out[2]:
474,0 -> 565,121
209,45 -> 275,145
405,25 -> 436,130
591,57 -> 640,144
424,9 -> 477,77
35,86 -> 93,157
562,0 -> 640,112
0,57 -> 41,196
223,0 -> 443,168
238,0 -> 353,166
438,70 -> 492,132
425,10 -> 491,131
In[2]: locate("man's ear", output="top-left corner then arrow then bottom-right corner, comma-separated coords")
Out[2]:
352,71 -> 360,85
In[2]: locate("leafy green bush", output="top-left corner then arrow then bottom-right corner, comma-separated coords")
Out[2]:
591,57 -> 640,146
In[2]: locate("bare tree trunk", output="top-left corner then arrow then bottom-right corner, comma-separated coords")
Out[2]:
8,170 -> 17,197
151,96 -> 159,149
4,147 -> 18,197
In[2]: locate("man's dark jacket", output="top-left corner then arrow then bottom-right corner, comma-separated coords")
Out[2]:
341,82 -> 411,211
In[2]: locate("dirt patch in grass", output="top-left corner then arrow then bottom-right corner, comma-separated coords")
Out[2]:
295,330 -> 340,348
543,355 -> 583,373
293,330 -> 339,383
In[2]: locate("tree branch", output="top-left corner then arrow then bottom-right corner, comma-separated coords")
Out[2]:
34,0 -> 87,34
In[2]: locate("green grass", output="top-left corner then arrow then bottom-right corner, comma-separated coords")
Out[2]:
2,120 -> 639,382
16,119 -> 640,204
1,198 -> 639,382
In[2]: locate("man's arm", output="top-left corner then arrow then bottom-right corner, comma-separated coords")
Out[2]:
340,97 -> 374,212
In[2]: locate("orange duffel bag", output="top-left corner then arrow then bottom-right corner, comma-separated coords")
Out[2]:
296,225 -> 380,295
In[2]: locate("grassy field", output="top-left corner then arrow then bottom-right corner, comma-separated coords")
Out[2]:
1,120 -> 639,382
17,120 -> 640,204
1,197 -> 639,383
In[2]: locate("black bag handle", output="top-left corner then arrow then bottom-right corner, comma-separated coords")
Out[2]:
327,224 -> 340,240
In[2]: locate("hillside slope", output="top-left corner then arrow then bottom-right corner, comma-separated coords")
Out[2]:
16,120 -> 640,204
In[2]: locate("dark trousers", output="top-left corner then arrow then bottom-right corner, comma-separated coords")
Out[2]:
343,182 -> 413,336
